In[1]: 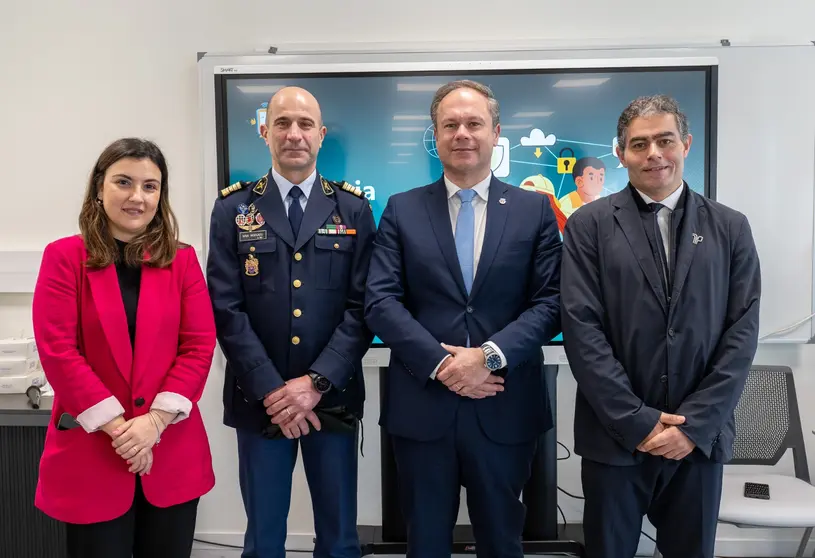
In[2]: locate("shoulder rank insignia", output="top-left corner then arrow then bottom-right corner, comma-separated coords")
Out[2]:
220,182 -> 243,198
340,181 -> 365,198
252,175 -> 268,196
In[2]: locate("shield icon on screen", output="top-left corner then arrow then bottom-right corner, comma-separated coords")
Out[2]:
491,137 -> 510,178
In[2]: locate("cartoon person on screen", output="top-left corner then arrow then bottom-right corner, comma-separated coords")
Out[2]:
558,156 -> 606,218
519,174 -> 568,234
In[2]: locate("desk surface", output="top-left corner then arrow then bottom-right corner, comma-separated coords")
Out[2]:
0,393 -> 53,427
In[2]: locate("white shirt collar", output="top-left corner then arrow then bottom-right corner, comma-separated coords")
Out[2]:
444,172 -> 492,202
271,167 -> 317,201
635,182 -> 684,211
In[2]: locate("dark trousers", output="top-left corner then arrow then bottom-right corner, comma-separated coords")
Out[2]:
391,400 -> 537,558
64,477 -> 199,558
581,455 -> 723,558
236,427 -> 360,558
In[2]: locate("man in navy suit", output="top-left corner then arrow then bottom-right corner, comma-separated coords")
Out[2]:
561,95 -> 761,558
207,87 -> 375,558
364,80 -> 562,558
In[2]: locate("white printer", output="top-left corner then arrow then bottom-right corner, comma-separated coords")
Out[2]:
0,337 -> 46,394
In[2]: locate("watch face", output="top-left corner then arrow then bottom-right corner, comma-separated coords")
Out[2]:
486,354 -> 502,370
313,375 -> 331,393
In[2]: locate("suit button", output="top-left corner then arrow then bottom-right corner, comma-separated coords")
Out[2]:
660,375 -> 668,383
293,279 -> 302,288
292,336 -> 300,345
294,252 -> 303,261
134,397 -> 145,407
293,309 -> 302,318
466,306 -> 474,313
249,246 -> 256,253
333,243 -> 340,249
668,328 -> 675,337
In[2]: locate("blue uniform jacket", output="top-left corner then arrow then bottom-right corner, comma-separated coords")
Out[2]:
207,170 -> 376,432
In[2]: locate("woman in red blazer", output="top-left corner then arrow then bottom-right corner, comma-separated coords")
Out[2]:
32,138 -> 216,558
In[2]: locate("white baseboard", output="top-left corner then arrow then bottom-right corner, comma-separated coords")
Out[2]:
195,531 -> 814,557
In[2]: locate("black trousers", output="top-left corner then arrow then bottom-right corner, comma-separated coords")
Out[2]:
64,477 -> 200,558
581,454 -> 723,558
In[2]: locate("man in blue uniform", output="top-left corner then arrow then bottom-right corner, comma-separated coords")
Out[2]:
207,86 -> 376,558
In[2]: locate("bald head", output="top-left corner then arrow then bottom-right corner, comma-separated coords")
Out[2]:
267,86 -> 323,126
261,86 -> 327,183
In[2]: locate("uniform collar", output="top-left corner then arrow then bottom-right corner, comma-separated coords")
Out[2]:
272,167 -> 317,201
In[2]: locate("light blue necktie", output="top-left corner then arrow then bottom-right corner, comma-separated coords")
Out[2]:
455,189 -> 476,294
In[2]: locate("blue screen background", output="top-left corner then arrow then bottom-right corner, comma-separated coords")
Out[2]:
220,69 -> 710,345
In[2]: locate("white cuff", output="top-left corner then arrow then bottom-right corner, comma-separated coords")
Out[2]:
151,391 -> 193,424
483,341 -> 508,368
76,396 -> 125,433
430,354 -> 453,380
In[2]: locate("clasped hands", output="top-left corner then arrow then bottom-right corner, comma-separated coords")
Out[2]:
263,375 -> 323,440
435,343 -> 504,399
637,412 -> 696,460
103,410 -> 171,476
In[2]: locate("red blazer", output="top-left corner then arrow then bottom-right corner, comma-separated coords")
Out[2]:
32,235 -> 216,524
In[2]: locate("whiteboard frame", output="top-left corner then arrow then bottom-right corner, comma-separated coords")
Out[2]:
197,47 -> 813,350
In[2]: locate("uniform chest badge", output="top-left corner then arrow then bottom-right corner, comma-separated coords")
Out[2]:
244,254 -> 259,276
237,203 -> 268,241
236,203 -> 265,231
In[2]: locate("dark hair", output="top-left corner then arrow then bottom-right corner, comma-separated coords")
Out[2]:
78,138 -> 180,268
572,157 -> 606,181
617,95 -> 690,151
430,80 -> 500,128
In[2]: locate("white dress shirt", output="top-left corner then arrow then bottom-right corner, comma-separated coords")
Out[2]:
431,173 -> 507,379
634,182 -> 684,273
272,167 -> 316,211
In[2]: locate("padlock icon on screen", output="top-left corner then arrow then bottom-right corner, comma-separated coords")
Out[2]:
557,147 -> 577,174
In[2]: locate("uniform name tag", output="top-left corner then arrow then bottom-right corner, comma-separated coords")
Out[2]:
239,230 -> 268,242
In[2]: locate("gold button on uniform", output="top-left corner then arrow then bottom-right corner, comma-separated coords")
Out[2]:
293,309 -> 302,318
334,243 -> 340,249
291,336 -> 300,345
294,252 -> 303,261
249,246 -> 256,252
293,279 -> 302,288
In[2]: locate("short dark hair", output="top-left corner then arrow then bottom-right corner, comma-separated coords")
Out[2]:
430,80 -> 500,128
617,94 -> 689,151
572,157 -> 606,181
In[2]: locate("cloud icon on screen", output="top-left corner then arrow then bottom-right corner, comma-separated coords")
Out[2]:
520,129 -> 557,147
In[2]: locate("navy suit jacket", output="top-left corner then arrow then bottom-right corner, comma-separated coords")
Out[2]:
561,184 -> 761,465
364,175 -> 562,444
207,171 -> 376,432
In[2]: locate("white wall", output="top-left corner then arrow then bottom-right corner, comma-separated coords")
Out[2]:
3,1 -> 815,555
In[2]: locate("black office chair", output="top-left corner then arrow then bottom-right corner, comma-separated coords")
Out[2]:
654,365 -> 815,558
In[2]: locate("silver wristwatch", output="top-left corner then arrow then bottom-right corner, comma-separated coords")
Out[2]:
481,343 -> 503,371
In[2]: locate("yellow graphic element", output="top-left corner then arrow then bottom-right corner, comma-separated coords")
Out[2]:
557,147 -> 577,174
534,147 -> 543,158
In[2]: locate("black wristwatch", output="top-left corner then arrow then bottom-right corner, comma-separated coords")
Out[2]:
309,372 -> 332,394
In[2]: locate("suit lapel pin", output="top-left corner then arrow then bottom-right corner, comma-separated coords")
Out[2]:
333,215 -> 342,225
498,197 -> 507,205
692,233 -> 704,245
